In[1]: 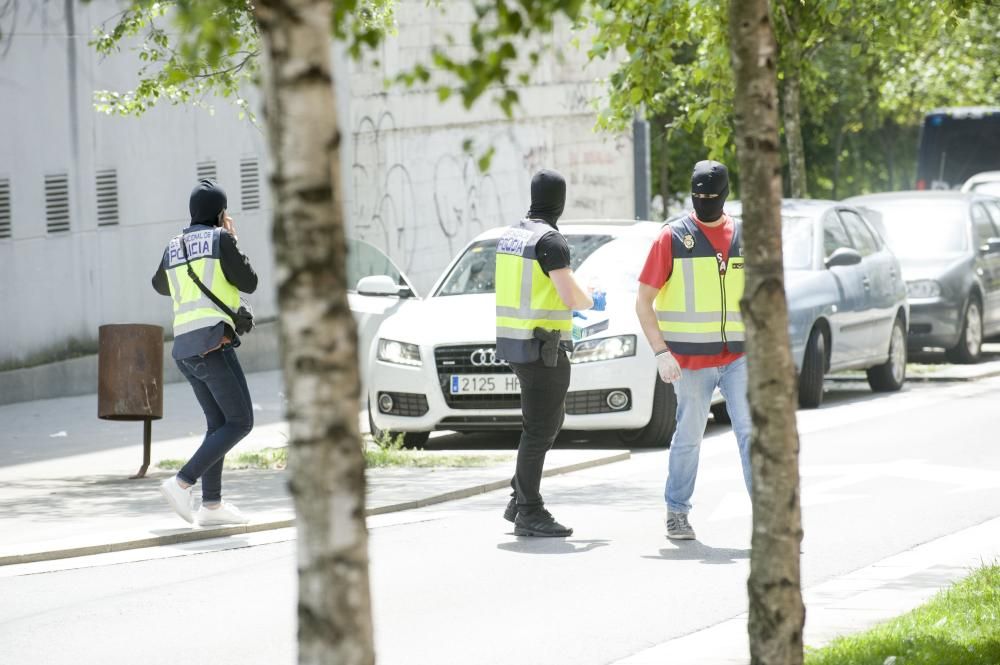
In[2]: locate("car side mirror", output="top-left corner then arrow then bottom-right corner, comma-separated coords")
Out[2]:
979,238 -> 1000,255
357,275 -> 404,297
825,247 -> 863,269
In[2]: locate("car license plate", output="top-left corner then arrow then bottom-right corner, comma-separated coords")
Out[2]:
450,374 -> 520,395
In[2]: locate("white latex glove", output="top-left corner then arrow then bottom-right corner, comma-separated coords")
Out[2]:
656,350 -> 682,383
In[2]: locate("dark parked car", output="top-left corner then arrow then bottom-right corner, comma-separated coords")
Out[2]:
845,191 -> 1000,363
727,200 -> 909,407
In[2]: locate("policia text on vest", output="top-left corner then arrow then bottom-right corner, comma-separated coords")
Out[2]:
494,220 -> 575,365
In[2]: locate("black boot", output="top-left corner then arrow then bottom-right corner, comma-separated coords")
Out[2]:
514,507 -> 573,537
503,497 -> 518,523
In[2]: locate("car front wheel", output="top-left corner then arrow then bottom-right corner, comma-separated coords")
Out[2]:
867,316 -> 907,392
798,326 -> 826,409
617,376 -> 677,448
946,298 -> 983,364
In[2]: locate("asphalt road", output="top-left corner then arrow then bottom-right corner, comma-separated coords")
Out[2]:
3,377 -> 1000,665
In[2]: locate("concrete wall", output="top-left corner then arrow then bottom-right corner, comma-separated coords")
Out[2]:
0,2 -> 276,372
0,1 -> 633,400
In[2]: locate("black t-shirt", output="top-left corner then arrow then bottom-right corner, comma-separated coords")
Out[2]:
536,229 -> 571,276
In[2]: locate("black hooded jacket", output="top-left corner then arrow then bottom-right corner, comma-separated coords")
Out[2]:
152,180 -> 257,296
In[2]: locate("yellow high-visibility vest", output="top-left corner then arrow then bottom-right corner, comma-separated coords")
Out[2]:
654,215 -> 745,355
163,228 -> 241,338
494,219 -> 572,363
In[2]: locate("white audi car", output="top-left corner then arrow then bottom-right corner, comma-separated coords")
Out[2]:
364,220 -> 684,448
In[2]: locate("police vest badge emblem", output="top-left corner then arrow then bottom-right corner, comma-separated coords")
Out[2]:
682,234 -> 695,250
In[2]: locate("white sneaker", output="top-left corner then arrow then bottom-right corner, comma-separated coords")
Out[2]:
159,476 -> 193,523
196,501 -> 250,526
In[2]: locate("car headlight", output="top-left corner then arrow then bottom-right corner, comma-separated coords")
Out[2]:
906,280 -> 941,299
377,339 -> 422,366
571,335 -> 637,364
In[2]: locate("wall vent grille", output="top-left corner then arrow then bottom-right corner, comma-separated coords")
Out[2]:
0,178 -> 11,239
96,169 -> 119,226
196,160 -> 217,182
240,157 -> 260,210
45,173 -> 71,234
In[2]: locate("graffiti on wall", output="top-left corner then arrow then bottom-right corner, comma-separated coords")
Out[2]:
432,153 -> 504,256
351,111 -> 420,273
349,110 -> 631,288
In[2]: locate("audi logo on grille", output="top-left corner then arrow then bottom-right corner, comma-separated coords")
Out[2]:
470,348 -> 507,367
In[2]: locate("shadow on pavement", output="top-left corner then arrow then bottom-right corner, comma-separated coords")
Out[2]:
496,538 -> 610,555
644,541 -> 750,565
0,469 -> 289,528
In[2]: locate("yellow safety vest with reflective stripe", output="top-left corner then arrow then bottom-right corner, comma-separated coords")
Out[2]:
164,228 -> 241,338
654,215 -> 745,355
494,219 -> 572,363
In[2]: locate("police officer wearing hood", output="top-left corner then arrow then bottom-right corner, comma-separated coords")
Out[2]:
496,169 -> 593,537
152,179 -> 259,527
635,160 -> 752,540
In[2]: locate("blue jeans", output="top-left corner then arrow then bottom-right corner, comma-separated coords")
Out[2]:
176,346 -> 254,503
665,355 -> 752,514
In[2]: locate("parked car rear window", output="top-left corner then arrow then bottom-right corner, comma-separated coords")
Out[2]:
857,200 -> 968,258
435,234 -> 613,296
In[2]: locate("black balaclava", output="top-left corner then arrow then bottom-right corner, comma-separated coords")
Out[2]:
526,169 -> 567,225
691,160 -> 729,222
189,179 -> 228,226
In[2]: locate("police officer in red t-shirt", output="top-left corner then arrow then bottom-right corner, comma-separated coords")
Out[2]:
635,160 -> 752,540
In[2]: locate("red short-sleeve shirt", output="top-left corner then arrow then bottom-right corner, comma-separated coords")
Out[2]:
639,212 -> 744,370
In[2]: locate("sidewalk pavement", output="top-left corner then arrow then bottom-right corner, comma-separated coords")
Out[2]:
0,446 -> 628,567
0,369 -> 629,566
612,515 -> 1000,664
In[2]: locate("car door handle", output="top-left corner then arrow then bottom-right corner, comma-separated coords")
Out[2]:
862,277 -> 871,289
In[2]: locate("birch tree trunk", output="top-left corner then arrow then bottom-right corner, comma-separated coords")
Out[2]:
728,2 -> 805,664
781,70 -> 809,198
253,2 -> 375,664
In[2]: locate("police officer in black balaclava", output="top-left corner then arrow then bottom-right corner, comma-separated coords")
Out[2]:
691,159 -> 729,222
634,159 -> 753,541
151,179 -> 259,528
526,168 -> 567,223
495,169 -> 593,537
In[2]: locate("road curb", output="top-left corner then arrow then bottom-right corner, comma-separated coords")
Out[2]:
828,366 -> 1000,383
0,451 -> 631,567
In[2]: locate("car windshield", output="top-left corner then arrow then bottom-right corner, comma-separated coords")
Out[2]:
970,181 -> 1000,196
781,216 -> 814,270
573,237 -> 654,294
434,234 -> 614,296
859,200 -> 968,258
729,212 -> 814,270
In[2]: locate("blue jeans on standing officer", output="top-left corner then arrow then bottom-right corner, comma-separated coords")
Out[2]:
666,355 -> 753,514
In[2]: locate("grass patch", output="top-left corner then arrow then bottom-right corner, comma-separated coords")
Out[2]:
905,362 -> 951,376
156,434 -> 511,471
805,564 -> 1000,665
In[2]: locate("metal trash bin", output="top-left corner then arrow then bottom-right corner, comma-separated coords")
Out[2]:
98,324 -> 164,478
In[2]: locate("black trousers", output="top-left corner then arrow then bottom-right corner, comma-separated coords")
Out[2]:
508,350 -> 571,509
